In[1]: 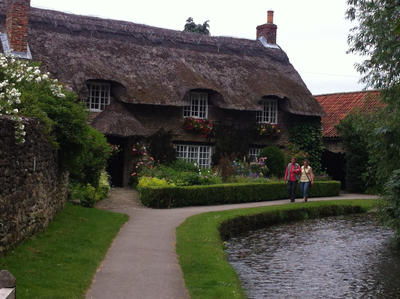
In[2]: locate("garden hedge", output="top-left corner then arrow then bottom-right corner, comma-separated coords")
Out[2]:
138,180 -> 341,208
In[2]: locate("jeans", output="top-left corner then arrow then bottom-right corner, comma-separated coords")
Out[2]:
287,180 -> 297,202
299,182 -> 310,198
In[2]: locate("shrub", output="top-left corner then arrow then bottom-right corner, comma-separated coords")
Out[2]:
169,159 -> 199,172
138,177 -> 174,188
70,127 -> 111,187
259,146 -> 285,177
68,171 -> 110,207
380,169 -> 400,239
138,161 -> 222,187
0,54 -> 110,186
217,154 -> 236,182
138,180 -> 341,208
148,128 -> 176,164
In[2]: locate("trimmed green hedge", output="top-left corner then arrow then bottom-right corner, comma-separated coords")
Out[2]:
138,181 -> 341,208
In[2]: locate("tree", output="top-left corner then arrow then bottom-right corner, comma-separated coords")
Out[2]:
346,0 -> 400,237
183,17 -> 210,35
347,0 -> 400,92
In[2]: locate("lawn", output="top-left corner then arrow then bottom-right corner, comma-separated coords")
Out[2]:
0,203 -> 128,299
176,199 -> 378,299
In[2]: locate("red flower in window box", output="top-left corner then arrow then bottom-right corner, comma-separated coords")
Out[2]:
183,117 -> 213,138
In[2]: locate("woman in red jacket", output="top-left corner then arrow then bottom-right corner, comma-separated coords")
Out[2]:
284,157 -> 301,202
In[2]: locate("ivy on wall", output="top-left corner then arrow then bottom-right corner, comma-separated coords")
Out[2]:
212,122 -> 257,164
288,116 -> 324,174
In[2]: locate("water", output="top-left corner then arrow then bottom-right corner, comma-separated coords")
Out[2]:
225,214 -> 400,299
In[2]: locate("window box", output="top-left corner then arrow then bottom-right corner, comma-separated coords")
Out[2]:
183,117 -> 213,138
257,123 -> 281,139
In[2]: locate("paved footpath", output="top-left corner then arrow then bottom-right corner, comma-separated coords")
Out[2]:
85,188 -> 378,299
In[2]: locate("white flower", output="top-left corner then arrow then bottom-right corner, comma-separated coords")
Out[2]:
13,108 -> 18,113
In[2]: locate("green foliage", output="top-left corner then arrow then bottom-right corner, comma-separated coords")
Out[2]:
138,177 -> 174,188
346,0 -> 400,90
1,56 -> 111,186
68,171 -> 111,207
138,180 -> 341,208
177,199 -> 376,299
259,146 -> 285,177
288,116 -> 324,173
336,112 -> 370,192
147,128 -> 176,164
380,169 -> 400,240
70,126 -> 111,187
183,17 -> 210,35
216,154 -> 236,182
138,160 -> 222,187
212,123 -> 256,165
169,159 -> 199,172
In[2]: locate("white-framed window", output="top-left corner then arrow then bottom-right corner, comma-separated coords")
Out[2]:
256,98 -> 278,124
86,82 -> 111,112
183,92 -> 208,119
248,148 -> 261,162
175,144 -> 212,168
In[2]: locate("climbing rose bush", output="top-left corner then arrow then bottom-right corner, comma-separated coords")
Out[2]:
0,53 -> 65,143
0,53 -> 111,188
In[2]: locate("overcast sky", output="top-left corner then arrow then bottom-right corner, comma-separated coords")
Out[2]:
30,0 -> 366,95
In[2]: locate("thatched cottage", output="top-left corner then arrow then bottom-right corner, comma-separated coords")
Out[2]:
1,0 -> 324,186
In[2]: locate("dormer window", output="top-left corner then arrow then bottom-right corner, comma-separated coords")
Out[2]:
256,98 -> 278,124
183,92 -> 208,119
86,82 -> 111,112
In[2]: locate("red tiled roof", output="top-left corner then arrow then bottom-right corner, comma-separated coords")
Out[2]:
315,90 -> 383,138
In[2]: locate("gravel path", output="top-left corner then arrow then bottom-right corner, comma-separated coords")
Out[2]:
86,188 -> 378,299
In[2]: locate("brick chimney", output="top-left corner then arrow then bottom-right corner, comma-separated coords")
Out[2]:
256,10 -> 277,44
6,0 -> 31,53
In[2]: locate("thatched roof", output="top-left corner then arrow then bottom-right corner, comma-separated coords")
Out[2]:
91,101 -> 148,137
0,3 -> 324,116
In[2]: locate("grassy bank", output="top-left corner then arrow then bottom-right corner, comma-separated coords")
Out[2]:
0,203 -> 128,299
176,199 -> 377,299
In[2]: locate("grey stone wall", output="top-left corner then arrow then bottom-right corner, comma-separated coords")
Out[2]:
0,116 -> 68,254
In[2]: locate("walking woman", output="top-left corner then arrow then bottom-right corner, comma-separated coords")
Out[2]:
299,159 -> 314,202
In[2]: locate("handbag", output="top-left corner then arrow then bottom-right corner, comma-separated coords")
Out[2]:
304,167 -> 313,187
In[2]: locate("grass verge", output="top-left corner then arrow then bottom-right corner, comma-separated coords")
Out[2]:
0,203 -> 128,299
176,199 -> 378,299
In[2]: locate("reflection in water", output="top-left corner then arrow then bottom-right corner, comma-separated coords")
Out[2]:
225,214 -> 400,299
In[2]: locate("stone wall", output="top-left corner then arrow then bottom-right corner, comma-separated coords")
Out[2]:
0,115 -> 68,254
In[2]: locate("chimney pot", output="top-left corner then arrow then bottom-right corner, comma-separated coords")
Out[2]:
267,10 -> 274,24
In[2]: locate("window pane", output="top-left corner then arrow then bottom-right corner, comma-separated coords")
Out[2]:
175,144 -> 211,168
257,99 -> 278,124
86,83 -> 111,111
